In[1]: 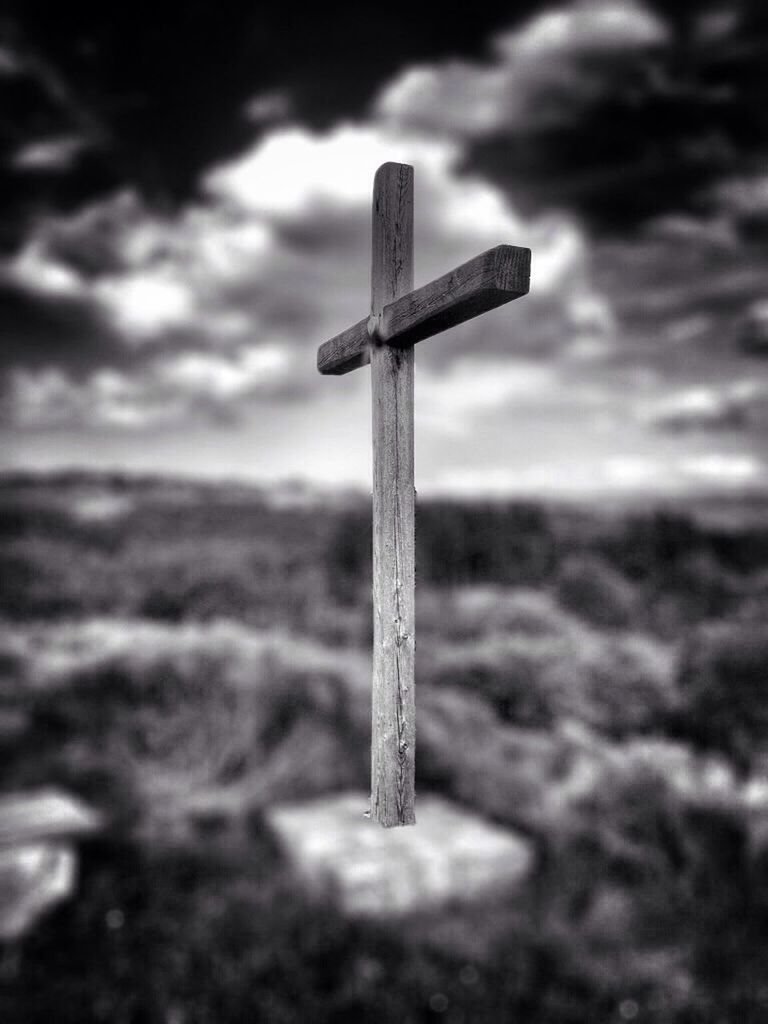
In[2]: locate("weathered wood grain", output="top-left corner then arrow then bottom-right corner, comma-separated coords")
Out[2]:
315,159 -> 533,830
381,244 -> 530,348
317,244 -> 530,376
370,162 -> 416,827
316,316 -> 370,375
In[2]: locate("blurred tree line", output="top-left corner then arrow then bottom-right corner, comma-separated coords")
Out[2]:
328,500 -> 768,632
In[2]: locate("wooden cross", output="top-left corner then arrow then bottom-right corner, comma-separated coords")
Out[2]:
317,163 -> 531,827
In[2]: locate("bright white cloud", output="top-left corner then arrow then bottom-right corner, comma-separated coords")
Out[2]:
601,454 -> 662,489
376,0 -> 667,137
3,10 -> 659,488
509,0 -> 667,53
641,380 -> 768,432
417,358 -> 558,435
157,346 -> 289,400
5,366 -> 182,430
3,113 -> 598,434
680,453 -> 764,486
94,273 -> 195,338
4,341 -> 293,430
427,456 -> 667,498
204,125 -> 455,215
427,450 -> 767,498
7,240 -> 84,297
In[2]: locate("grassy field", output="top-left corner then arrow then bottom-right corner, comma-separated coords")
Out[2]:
1,472 -> 768,1022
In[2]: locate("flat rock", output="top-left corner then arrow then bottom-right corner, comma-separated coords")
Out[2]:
0,843 -> 76,941
267,791 -> 533,915
0,790 -> 101,847
0,790 -> 101,941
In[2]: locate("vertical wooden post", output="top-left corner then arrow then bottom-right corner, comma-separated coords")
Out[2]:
370,162 -> 416,827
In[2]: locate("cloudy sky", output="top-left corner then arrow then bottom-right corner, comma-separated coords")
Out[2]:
1,0 -> 767,497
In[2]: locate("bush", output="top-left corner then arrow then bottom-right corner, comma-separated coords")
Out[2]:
417,586 -> 578,643
420,623 -> 675,739
420,636 -> 564,728
555,554 -> 638,629
546,632 -> 678,738
4,620 -> 370,816
677,623 -> 768,771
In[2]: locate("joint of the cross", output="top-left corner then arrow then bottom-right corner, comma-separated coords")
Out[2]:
367,313 -> 384,345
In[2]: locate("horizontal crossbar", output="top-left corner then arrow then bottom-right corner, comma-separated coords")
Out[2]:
317,244 -> 531,376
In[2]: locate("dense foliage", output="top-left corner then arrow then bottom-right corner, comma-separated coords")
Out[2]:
1,473 -> 767,1023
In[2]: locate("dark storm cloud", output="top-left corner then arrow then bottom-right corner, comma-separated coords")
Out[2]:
4,1 -> 765,254
0,281 -> 128,377
740,301 -> 768,355
595,229 -> 759,331
0,1 -> 540,251
0,0 -> 556,429
590,223 -> 768,377
372,0 -> 768,407
453,0 -> 768,234
2,0 -> 767,494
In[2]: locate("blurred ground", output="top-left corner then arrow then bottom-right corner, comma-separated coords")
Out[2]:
1,472 -> 768,1022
